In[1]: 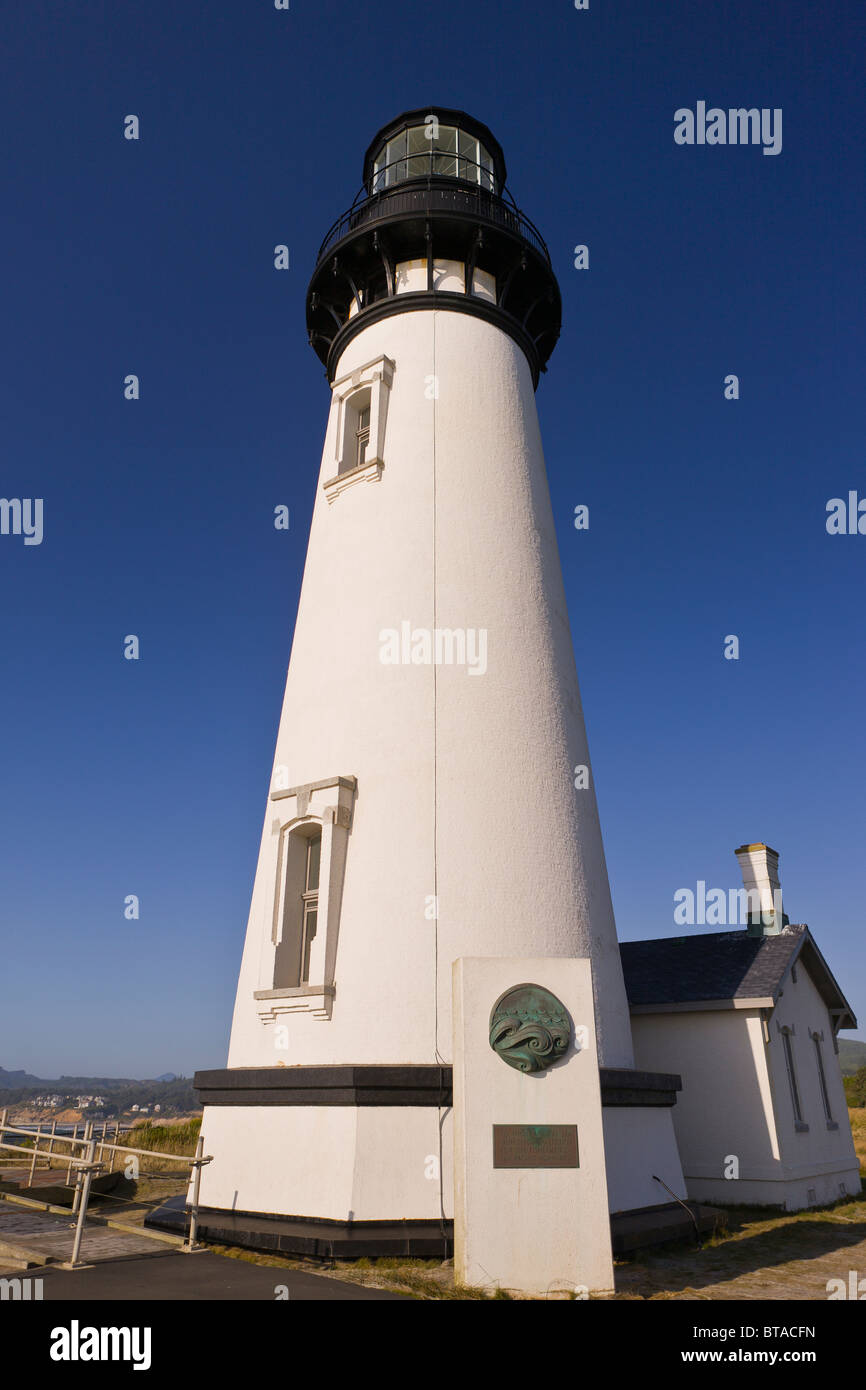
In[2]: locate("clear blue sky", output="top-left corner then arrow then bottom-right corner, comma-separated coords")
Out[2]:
1,1 -> 863,1078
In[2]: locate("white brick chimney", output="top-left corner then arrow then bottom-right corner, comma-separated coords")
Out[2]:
734,843 -> 785,936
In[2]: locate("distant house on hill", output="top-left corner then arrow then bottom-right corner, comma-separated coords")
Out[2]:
621,844 -> 860,1211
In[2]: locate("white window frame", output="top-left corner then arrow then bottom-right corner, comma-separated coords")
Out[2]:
253,775 -> 356,1023
809,1028 -> 837,1127
777,1023 -> 808,1132
324,355 -> 395,503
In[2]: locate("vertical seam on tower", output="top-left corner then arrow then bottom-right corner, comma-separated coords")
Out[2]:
432,309 -> 449,1253
432,307 -> 443,1066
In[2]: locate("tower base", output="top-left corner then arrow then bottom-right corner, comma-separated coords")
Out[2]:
159,1064 -> 697,1254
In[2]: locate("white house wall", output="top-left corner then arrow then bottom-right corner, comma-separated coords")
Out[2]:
631,1009 -> 778,1195
630,970 -> 861,1209
766,960 -> 860,1205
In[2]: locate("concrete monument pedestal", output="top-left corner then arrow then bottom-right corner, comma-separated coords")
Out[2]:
453,957 -> 615,1298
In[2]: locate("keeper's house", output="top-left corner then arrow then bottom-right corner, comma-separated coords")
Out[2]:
620,844 -> 861,1211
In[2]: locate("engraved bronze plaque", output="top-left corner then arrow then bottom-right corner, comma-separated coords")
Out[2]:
492,1124 -> 579,1169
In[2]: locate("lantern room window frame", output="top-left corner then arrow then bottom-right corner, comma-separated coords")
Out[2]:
371,121 -> 496,194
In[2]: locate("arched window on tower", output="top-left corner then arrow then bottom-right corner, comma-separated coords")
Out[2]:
273,825 -> 322,988
340,389 -> 372,475
324,356 -> 394,501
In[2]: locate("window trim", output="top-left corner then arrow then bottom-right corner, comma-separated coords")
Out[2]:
253,775 -> 356,1023
809,1028 -> 836,1126
778,1023 -> 808,1132
324,355 -> 395,502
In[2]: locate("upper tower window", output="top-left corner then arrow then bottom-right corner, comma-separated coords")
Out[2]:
355,404 -> 371,469
372,122 -> 496,193
324,355 -> 394,501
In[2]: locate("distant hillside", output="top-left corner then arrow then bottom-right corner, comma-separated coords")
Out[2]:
1,1068 -> 167,1089
839,1039 -> 866,1076
0,1067 -> 199,1114
0,1068 -> 43,1088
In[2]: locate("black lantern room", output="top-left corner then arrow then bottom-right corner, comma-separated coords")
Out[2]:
306,108 -> 561,389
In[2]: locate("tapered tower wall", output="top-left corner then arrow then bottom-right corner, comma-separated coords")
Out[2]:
226,306 -> 635,1072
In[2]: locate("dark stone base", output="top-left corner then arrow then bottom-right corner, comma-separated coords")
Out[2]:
145,1195 -> 452,1259
146,1195 -> 723,1260
610,1201 -> 724,1255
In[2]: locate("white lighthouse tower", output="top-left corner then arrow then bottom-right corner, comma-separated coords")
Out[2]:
194,109 -> 687,1253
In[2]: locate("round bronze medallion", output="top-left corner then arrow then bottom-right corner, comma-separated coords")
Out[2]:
489,983 -> 572,1073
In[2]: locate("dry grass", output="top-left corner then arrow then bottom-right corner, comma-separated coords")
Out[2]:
848,1106 -> 866,1173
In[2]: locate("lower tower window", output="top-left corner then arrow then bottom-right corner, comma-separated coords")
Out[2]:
273,825 -> 322,989
254,774 -> 356,1022
300,832 -> 321,982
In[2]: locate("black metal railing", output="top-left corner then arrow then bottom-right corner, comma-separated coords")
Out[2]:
316,175 -> 551,268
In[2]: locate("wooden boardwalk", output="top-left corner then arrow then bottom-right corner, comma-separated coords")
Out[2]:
0,1198 -> 178,1270
0,1165 -> 119,1204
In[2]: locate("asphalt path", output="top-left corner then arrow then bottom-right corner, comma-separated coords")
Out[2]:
29,1250 -> 405,1300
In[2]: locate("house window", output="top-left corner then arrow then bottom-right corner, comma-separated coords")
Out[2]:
355,405 -> 370,469
812,1033 -> 834,1123
780,1028 -> 804,1126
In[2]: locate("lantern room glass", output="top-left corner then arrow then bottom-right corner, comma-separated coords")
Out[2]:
372,123 -> 496,193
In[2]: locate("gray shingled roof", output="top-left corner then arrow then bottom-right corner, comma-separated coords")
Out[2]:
620,925 -> 807,1007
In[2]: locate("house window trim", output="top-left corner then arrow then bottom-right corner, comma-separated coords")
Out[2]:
777,1022 -> 809,1132
809,1028 -> 837,1128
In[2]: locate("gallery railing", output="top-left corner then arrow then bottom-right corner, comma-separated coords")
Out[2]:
316,159 -> 552,268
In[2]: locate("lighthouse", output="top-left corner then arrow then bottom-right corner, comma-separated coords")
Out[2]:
193,109 -> 687,1252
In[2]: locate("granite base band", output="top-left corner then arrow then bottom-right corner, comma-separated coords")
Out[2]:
146,1195 -> 452,1259
194,1064 -> 681,1108
194,1064 -> 453,1107
145,1196 -> 721,1259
